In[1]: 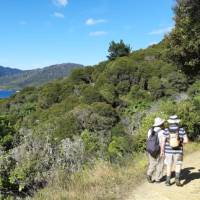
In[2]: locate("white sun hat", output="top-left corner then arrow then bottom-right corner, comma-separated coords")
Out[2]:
153,117 -> 165,127
167,115 -> 181,124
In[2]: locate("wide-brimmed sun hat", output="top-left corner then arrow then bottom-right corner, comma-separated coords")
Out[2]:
153,117 -> 165,127
167,115 -> 181,124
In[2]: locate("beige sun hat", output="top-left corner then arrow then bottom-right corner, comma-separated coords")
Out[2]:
153,117 -> 165,127
167,115 -> 181,124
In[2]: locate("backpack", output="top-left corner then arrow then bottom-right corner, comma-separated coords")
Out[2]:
146,128 -> 160,158
169,129 -> 180,149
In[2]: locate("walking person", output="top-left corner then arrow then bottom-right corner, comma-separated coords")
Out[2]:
161,115 -> 189,186
146,117 -> 165,183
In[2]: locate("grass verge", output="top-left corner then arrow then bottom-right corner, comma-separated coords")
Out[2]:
30,142 -> 199,200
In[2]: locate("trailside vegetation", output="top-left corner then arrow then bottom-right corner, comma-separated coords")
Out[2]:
167,0 -> 200,80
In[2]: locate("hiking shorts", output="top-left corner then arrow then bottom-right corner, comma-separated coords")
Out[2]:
164,154 -> 183,166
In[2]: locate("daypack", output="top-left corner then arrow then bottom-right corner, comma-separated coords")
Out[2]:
146,128 -> 160,158
169,129 -> 180,149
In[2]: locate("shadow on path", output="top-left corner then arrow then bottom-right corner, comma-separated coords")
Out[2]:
181,167 -> 200,185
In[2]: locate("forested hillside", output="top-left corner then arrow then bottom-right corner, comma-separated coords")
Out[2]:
0,63 -> 83,90
0,0 -> 200,199
0,66 -> 22,78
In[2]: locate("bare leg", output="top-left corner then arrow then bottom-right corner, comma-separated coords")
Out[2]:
165,154 -> 172,186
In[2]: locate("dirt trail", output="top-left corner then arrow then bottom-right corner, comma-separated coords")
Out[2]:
126,151 -> 200,200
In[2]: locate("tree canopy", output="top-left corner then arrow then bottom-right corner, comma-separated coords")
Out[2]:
107,40 -> 131,60
167,0 -> 200,79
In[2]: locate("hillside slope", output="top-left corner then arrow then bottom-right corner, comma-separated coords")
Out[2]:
0,41 -> 199,199
0,66 -> 22,77
0,63 -> 83,89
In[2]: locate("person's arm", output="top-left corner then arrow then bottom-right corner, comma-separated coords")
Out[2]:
183,134 -> 189,144
181,128 -> 189,144
147,129 -> 151,139
160,136 -> 166,157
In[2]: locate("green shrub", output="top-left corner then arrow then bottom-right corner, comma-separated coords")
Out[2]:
176,101 -> 200,140
70,67 -> 94,84
98,57 -> 137,86
38,83 -> 62,109
148,76 -> 164,99
129,85 -> 151,101
92,102 -> 118,119
116,80 -> 131,95
0,116 -> 15,151
9,158 -> 38,192
82,86 -> 103,104
52,113 -> 82,141
188,81 -> 200,97
108,136 -> 131,162
193,95 -> 200,111
0,154 -> 17,191
81,130 -> 101,157
166,72 -> 188,92
99,84 -> 117,104
111,123 -> 126,137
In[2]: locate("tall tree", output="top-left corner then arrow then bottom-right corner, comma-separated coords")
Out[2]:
167,0 -> 200,79
107,40 -> 131,60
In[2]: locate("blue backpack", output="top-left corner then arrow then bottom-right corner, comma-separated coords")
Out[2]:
146,128 -> 160,158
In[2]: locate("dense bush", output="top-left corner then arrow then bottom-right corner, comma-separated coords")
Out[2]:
38,83 -> 62,109
160,100 -> 200,139
108,136 -> 131,162
188,80 -> 200,97
70,67 -> 94,84
0,116 -> 15,151
167,0 -> 200,78
81,86 -> 103,104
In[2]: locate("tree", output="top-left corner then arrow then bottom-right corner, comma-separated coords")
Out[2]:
107,40 -> 131,60
167,0 -> 200,79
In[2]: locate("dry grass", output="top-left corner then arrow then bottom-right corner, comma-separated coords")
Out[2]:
30,142 -> 199,200
31,154 -> 147,200
184,141 -> 200,155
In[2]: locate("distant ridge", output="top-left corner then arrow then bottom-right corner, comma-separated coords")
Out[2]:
0,66 -> 22,77
0,63 -> 83,89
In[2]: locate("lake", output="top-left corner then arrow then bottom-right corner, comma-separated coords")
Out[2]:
0,90 -> 15,99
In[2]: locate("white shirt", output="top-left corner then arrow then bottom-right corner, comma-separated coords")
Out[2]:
147,127 -> 165,145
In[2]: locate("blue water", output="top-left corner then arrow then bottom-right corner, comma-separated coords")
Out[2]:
0,90 -> 15,99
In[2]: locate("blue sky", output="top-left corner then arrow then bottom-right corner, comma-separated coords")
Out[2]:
0,0 -> 175,70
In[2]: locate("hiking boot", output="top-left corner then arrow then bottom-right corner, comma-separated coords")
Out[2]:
165,176 -> 171,186
147,175 -> 153,183
165,180 -> 171,186
175,178 -> 182,187
155,179 -> 161,183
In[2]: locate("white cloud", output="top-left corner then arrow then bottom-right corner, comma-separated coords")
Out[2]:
148,26 -> 173,35
53,12 -> 65,18
86,18 -> 107,26
89,31 -> 107,36
53,0 -> 68,7
148,41 -> 158,46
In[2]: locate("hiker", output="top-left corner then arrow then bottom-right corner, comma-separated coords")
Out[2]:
146,117 -> 165,183
161,115 -> 189,186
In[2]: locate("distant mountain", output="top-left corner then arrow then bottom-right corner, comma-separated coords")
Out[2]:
0,63 -> 83,90
0,66 -> 22,77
